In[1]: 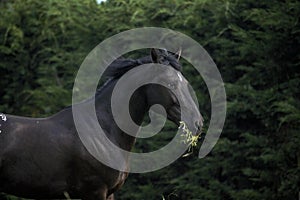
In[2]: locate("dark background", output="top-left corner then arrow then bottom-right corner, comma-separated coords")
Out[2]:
0,0 -> 299,199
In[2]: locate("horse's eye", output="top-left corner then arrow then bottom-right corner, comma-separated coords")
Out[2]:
167,83 -> 176,89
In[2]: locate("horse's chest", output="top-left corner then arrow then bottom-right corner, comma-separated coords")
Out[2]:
110,171 -> 128,191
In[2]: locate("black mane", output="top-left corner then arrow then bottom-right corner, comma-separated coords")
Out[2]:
102,56 -> 152,78
94,52 -> 182,98
65,53 -> 182,108
103,53 -> 182,79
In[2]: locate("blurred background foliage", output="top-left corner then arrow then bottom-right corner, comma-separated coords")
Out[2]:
0,0 -> 299,199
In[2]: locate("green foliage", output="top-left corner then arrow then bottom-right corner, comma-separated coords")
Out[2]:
0,0 -> 299,199
0,0 -> 98,116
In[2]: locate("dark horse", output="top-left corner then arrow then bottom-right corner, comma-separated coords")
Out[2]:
0,49 -> 203,199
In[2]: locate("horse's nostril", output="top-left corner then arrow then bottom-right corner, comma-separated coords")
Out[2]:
195,121 -> 201,130
194,120 -> 203,132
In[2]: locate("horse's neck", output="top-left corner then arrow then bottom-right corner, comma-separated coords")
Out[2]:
94,79 -> 148,151
52,78 -> 148,152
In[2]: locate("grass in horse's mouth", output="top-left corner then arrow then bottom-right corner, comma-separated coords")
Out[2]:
179,121 -> 200,157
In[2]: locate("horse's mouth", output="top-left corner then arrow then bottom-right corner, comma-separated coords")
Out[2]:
167,106 -> 202,136
194,120 -> 203,136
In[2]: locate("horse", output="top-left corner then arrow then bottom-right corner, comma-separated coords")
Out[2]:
0,48 -> 203,200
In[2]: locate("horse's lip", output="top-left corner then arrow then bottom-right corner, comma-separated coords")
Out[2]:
181,120 -> 202,137
194,130 -> 202,136
167,107 -> 203,136
195,121 -> 203,136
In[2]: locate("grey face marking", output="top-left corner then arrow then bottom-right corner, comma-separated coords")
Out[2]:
0,113 -> 7,134
0,113 -> 7,121
177,72 -> 183,82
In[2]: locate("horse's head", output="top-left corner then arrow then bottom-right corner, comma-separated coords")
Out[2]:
146,49 -> 203,135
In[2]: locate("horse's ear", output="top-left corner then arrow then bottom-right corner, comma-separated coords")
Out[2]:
150,48 -> 159,63
150,48 -> 168,63
174,48 -> 182,61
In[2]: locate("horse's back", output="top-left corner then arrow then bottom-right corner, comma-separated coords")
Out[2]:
0,114 -> 75,198
0,112 -> 125,199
